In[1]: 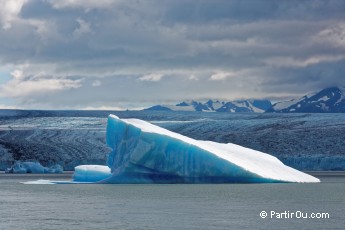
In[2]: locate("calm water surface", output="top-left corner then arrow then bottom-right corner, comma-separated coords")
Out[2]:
0,173 -> 344,230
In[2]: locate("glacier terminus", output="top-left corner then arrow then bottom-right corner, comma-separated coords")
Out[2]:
72,115 -> 319,183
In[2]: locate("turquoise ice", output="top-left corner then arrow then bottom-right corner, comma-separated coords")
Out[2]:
73,115 -> 319,183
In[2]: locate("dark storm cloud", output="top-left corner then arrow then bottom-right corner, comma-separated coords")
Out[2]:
163,0 -> 345,23
263,59 -> 345,90
0,0 -> 345,109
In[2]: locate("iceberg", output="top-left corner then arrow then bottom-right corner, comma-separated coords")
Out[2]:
73,165 -> 111,182
5,161 -> 63,174
73,115 -> 319,183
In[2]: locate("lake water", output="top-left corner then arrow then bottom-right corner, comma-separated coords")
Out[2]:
0,173 -> 344,230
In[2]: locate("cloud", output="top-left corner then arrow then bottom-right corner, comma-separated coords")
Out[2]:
92,80 -> 101,87
314,23 -> 345,48
49,0 -> 117,10
264,55 -> 345,68
139,73 -> 164,82
0,104 -> 17,109
73,18 -> 91,38
188,75 -> 199,81
10,69 -> 24,79
0,74 -> 82,98
1,0 -> 345,109
81,106 -> 126,111
0,0 -> 27,29
209,71 -> 237,81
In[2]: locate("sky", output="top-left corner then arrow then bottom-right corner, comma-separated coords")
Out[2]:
0,0 -> 345,110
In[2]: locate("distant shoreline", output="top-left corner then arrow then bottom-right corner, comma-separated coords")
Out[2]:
304,171 -> 345,177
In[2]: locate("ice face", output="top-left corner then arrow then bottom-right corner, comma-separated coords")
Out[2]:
99,115 -> 319,183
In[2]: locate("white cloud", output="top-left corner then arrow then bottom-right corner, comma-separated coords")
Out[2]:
139,73 -> 164,82
0,0 -> 27,29
81,106 -> 126,111
50,0 -> 117,10
11,69 -> 24,79
0,104 -> 17,109
74,18 -> 92,38
92,80 -> 101,87
315,23 -> 345,48
0,77 -> 82,98
264,55 -> 345,68
188,75 -> 199,81
209,71 -> 236,81
81,105 -> 146,111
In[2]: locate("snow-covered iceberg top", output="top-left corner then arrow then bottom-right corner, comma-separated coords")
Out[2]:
74,115 -> 319,183
73,165 -> 111,182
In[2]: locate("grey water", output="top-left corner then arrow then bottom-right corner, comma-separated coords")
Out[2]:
0,173 -> 344,230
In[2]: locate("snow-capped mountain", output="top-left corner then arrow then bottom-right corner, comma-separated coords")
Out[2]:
267,87 -> 345,113
145,99 -> 272,113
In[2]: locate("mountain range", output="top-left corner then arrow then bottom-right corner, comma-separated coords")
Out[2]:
145,86 -> 345,113
145,99 -> 272,113
267,86 -> 345,113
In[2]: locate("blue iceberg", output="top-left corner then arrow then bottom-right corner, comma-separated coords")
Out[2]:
73,165 -> 111,182
5,161 -> 63,174
73,115 -> 319,183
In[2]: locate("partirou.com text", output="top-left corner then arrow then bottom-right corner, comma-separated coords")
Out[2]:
260,210 -> 330,219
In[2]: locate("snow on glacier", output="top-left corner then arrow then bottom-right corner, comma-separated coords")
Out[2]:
73,114 -> 319,183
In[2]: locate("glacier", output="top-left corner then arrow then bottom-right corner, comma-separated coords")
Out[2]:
73,115 -> 319,183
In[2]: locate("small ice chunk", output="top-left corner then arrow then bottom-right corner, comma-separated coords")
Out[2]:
73,165 -> 111,182
22,180 -> 56,185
